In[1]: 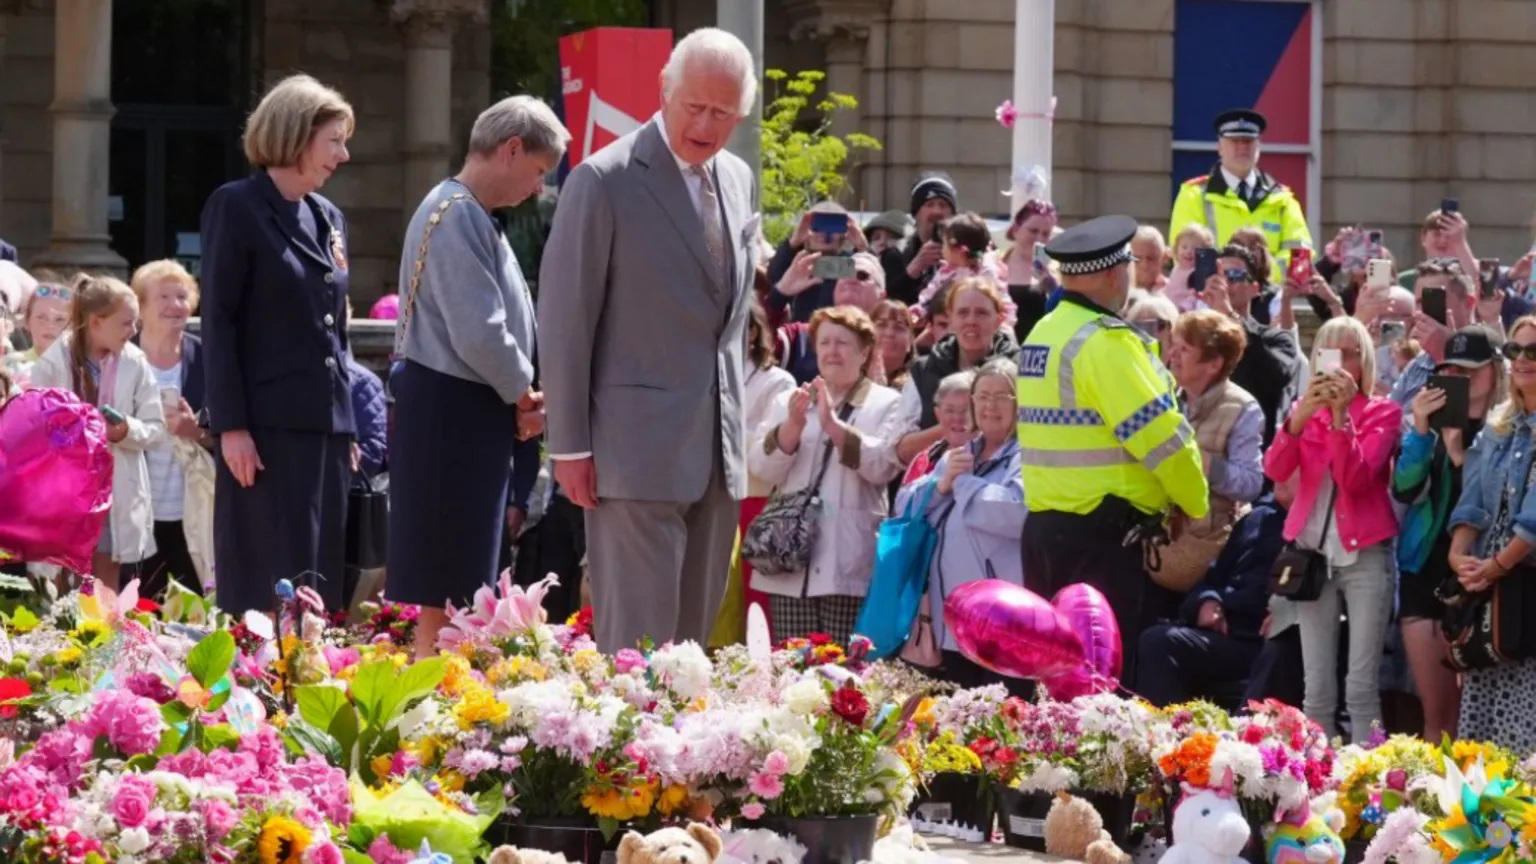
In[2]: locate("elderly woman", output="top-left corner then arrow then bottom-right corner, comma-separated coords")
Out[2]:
200,74 -> 354,616
900,371 -> 974,485
388,96 -> 571,657
1150,311 -> 1264,594
1446,317 -> 1536,753
749,306 -> 907,643
899,277 -> 1018,463
130,260 -> 215,598
1122,289 -> 1180,361
897,358 -> 1026,690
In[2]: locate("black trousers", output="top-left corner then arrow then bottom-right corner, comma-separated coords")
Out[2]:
510,493 -> 586,623
137,521 -> 203,600
1134,624 -> 1264,707
1022,499 -> 1153,682
1244,625 -> 1306,708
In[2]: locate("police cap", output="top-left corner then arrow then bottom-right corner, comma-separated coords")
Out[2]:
1044,214 -> 1138,276
1214,108 -> 1266,139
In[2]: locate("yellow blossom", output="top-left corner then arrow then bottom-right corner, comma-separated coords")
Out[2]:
440,654 -> 473,696
270,711 -> 289,729
256,815 -> 311,864
583,782 -> 657,822
55,646 -> 82,666
407,736 -> 439,766
657,784 -> 689,817
370,754 -> 394,780
571,649 -> 604,678
436,771 -> 466,794
70,620 -> 110,647
913,698 -> 936,729
452,685 -> 509,730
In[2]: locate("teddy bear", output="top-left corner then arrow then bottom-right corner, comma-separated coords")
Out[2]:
1043,792 -> 1132,864
717,828 -> 807,864
486,847 -> 574,864
617,822 -> 724,864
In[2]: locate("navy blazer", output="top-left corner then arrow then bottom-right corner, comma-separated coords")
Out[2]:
1179,496 -> 1287,639
131,331 -> 207,418
199,172 -> 354,436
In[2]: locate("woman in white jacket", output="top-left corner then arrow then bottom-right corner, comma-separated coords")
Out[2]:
749,306 -> 908,643
30,274 -> 165,588
742,296 -> 796,626
896,358 -> 1027,690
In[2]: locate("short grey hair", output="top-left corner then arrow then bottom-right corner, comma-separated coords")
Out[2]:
468,95 -> 571,157
661,27 -> 757,117
972,358 -> 1019,393
934,370 -> 976,403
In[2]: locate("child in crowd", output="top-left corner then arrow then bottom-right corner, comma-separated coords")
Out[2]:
1131,224 -> 1169,294
1165,222 -> 1217,312
918,212 -> 1016,330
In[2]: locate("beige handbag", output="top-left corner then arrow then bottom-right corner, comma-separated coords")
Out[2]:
900,593 -> 943,668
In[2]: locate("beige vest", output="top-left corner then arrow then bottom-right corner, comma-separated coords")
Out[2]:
1150,379 -> 1256,592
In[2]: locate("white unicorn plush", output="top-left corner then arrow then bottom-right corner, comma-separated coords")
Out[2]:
1159,769 -> 1251,864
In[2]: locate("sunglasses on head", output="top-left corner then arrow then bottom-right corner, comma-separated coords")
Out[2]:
1224,268 -> 1252,284
1504,342 -> 1536,362
34,285 -> 72,301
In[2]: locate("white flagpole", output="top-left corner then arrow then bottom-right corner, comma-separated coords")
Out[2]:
1011,0 -> 1055,209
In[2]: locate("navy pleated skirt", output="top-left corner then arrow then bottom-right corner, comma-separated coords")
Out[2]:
386,360 -> 518,608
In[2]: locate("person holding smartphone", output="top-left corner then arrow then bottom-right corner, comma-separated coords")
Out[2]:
30,274 -> 166,589
1264,317 -> 1401,740
1395,325 -> 1503,742
1388,261 -> 1482,417
769,201 -> 871,324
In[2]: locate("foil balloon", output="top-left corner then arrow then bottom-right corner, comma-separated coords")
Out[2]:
1051,583 -> 1123,684
0,388 -> 112,571
369,293 -> 400,320
1040,667 -> 1099,701
944,579 -> 1085,679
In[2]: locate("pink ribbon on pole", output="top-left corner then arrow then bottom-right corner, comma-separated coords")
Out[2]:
995,96 -> 1057,129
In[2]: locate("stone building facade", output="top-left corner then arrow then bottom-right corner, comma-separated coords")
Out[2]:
3,0 -> 1536,309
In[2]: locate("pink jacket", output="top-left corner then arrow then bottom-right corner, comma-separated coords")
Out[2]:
1264,394 -> 1402,551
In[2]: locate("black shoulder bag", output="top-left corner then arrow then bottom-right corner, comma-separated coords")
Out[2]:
742,403 -> 856,577
1268,485 -> 1336,602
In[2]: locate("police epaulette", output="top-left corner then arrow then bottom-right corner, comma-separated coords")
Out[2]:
1098,317 -> 1130,330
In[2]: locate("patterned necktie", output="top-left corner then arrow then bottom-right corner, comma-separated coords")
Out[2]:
691,163 -> 726,281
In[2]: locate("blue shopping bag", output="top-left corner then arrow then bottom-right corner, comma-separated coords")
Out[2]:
855,482 -> 938,659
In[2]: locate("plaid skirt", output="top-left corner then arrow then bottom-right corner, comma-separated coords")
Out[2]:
769,593 -> 863,645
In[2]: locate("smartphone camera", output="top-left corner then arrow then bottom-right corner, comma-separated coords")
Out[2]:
812,254 -> 856,281
809,211 -> 847,242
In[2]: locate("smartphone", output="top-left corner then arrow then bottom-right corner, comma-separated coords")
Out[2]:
1367,229 -> 1384,247
1318,348 -> 1343,375
809,212 -> 847,238
1341,230 -> 1370,273
100,405 -> 126,425
1287,247 -> 1314,284
1479,258 -> 1501,300
1427,374 -> 1470,431
1380,320 -> 1408,345
1421,285 -> 1448,325
1191,247 -> 1218,294
1366,258 -> 1393,289
1441,198 -> 1460,215
1032,242 -> 1049,279
812,254 -> 856,281
159,385 -> 180,410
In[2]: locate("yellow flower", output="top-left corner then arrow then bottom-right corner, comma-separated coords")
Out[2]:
452,685 -> 509,730
408,736 -> 439,766
256,816 -> 311,864
436,771 -> 466,794
55,646 -> 82,667
657,784 -> 689,817
913,698 -> 936,730
270,711 -> 289,729
571,649 -> 604,678
370,754 -> 394,780
440,654 -> 473,696
488,656 -> 549,685
583,782 -> 657,821
70,620 -> 110,647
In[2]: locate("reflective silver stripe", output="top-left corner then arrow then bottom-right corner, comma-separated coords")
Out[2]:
1141,421 -> 1196,472
1058,319 -> 1106,410
1202,192 -> 1218,233
1022,447 -> 1136,469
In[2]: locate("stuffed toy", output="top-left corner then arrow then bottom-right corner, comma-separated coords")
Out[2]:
617,822 -> 724,864
486,848 -> 574,864
717,828 -> 806,864
1043,792 -> 1132,864
1263,807 -> 1345,864
1158,785 -> 1250,864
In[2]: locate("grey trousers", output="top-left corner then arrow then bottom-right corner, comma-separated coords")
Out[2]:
585,457 -> 737,653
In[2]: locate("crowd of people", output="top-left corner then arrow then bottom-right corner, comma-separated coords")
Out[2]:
6,27 -> 1536,761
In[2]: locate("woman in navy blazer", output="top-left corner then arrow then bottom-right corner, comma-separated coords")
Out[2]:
131,259 -> 213,598
199,75 -> 356,615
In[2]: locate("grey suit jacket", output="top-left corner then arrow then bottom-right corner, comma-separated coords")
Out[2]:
539,119 -> 755,502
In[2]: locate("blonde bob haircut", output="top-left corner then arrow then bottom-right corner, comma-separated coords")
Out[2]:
1310,316 -> 1376,396
243,74 -> 355,169
130,259 -> 199,311
1490,316 -> 1536,437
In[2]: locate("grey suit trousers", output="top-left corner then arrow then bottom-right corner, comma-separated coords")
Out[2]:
585,452 -> 737,652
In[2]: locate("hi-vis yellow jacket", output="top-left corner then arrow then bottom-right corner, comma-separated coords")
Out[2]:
1169,167 -> 1312,281
1016,294 -> 1210,518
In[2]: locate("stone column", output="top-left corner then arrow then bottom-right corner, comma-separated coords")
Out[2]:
716,0 -> 763,199
391,0 -> 486,216
31,0 -> 126,274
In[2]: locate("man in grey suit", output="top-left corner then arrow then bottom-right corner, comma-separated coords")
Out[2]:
539,28 -> 758,653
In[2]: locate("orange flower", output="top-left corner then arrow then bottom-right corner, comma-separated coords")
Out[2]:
1160,733 -> 1217,789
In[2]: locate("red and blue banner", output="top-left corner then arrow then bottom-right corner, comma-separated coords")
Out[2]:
1172,0 -> 1314,212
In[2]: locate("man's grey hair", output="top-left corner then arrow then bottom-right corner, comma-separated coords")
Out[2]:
661,27 -> 757,117
934,370 -> 976,403
468,95 -> 571,157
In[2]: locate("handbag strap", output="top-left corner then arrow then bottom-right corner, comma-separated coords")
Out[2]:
396,192 -> 474,352
806,401 -> 858,496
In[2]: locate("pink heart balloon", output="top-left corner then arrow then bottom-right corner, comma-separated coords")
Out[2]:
1050,583 -> 1123,684
945,580 -> 1085,679
1040,667 -> 1099,701
0,388 -> 112,572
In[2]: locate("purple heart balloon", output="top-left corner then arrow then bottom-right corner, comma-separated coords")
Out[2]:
945,580 -> 1086,679
1051,583 -> 1123,685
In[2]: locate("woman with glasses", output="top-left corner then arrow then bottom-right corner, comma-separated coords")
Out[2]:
894,358 -> 1026,690
1202,243 -> 1304,446
1265,316 -> 1401,740
1448,318 -> 1536,752
1122,290 -> 1179,360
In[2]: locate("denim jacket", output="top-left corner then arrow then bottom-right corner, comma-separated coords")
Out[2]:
1449,410 -> 1536,558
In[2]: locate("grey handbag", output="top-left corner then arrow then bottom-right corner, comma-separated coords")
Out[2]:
742,403 -> 854,577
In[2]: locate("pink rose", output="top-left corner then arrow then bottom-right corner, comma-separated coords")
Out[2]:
614,649 -> 647,674
740,802 -> 766,820
201,799 -> 238,841
111,781 -> 154,829
748,772 -> 783,800
368,836 -> 413,864
762,750 -> 790,776
304,842 -> 344,864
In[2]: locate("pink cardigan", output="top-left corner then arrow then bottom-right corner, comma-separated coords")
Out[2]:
1263,394 -> 1402,551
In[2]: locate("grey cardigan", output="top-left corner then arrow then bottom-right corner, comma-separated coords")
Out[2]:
395,180 -> 536,405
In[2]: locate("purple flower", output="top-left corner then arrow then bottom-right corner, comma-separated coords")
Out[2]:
305,842 -> 344,864
123,673 -> 175,704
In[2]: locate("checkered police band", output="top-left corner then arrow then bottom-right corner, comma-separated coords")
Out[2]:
1219,118 -> 1262,137
1056,245 -> 1134,276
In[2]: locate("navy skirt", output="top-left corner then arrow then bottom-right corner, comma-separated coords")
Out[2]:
386,360 -> 518,608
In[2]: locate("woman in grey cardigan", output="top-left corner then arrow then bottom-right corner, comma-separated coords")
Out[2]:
387,96 -> 570,657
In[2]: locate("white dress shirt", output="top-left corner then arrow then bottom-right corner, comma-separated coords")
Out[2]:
1221,166 -> 1260,197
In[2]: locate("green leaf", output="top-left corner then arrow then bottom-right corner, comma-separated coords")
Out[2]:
350,660 -> 394,726
204,687 -> 231,713
186,631 -> 235,689
341,852 -> 374,864
161,700 -> 193,724
597,816 -> 621,840
297,685 -> 351,731
376,657 -> 445,726
201,724 -> 241,752
328,701 -> 361,770
154,727 -> 183,756
284,718 -> 342,763
346,823 -> 377,849
7,607 -> 38,632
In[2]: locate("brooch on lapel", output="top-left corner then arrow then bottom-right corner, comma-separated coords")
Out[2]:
329,228 -> 349,273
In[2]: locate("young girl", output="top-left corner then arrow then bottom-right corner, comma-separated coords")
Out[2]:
30,274 -> 165,588
1166,223 -> 1217,312
918,212 -> 1016,334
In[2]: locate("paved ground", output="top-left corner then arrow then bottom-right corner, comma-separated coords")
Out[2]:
920,835 -> 1066,862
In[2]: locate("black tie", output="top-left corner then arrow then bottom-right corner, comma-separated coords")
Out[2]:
1237,179 -> 1251,206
